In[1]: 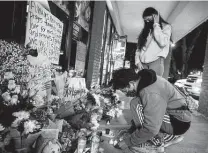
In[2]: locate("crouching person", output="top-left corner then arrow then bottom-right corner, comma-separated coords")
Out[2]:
111,68 -> 191,153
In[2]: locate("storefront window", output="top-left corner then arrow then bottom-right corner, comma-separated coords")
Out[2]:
70,1 -> 94,77
0,1 -> 27,43
48,1 -> 70,71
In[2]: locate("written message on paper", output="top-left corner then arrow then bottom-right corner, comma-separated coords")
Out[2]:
25,1 -> 63,64
64,78 -> 88,103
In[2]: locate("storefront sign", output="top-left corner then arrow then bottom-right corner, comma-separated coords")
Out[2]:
25,1 -> 64,64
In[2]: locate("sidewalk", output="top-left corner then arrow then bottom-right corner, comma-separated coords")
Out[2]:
166,111 -> 208,153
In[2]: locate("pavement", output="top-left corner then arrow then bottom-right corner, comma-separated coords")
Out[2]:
166,111 -> 208,153
99,91 -> 208,153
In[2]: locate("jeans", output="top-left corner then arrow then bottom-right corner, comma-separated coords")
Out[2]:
142,57 -> 164,76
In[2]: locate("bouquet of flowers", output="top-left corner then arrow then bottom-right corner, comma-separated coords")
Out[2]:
0,65 -> 44,131
0,40 -> 30,85
58,123 -> 78,153
95,88 -> 123,121
0,40 -> 47,150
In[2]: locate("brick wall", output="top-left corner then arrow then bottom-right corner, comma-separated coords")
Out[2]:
86,1 -> 106,89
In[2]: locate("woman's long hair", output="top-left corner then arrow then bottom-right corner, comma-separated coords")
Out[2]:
137,7 -> 172,51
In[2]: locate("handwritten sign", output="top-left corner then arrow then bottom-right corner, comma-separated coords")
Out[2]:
25,1 -> 63,64
27,54 -> 51,97
56,78 -> 88,117
64,78 -> 88,103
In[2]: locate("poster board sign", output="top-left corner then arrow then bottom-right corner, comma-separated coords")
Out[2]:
112,36 -> 127,70
25,1 -> 63,64
56,78 -> 88,117
64,78 -> 88,102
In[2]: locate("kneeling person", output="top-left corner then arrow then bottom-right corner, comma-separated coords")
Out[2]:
111,68 -> 191,152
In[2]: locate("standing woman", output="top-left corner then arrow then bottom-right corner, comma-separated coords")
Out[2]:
135,7 -> 172,76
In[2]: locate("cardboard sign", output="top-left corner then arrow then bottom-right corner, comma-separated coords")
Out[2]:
25,1 -> 63,64
56,78 -> 88,118
64,78 -> 88,103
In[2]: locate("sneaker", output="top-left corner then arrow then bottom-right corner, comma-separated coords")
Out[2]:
130,142 -> 165,153
164,135 -> 184,147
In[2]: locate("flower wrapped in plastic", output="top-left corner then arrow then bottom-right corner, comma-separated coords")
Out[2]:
0,40 -> 47,133
21,120 -> 42,135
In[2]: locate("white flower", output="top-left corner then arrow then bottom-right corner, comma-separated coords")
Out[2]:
116,109 -> 123,117
112,93 -> 119,102
4,72 -> 14,80
2,92 -> 11,102
10,95 -> 19,105
92,93 -> 101,106
12,111 -> 30,127
91,113 -> 100,130
13,85 -> 21,94
0,123 -> 5,131
32,95 -> 45,107
51,95 -> 60,100
68,70 -> 76,78
21,90 -> 28,98
8,80 -> 16,90
107,109 -> 116,118
23,120 -> 40,134
103,98 -> 111,104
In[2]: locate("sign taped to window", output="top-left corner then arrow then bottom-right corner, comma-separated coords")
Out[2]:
25,1 -> 64,64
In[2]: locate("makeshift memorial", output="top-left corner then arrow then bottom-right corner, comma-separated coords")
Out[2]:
65,93 -> 103,131
77,135 -> 87,153
58,123 -> 78,153
95,89 -> 123,122
55,70 -> 89,118
34,135 -> 62,153
0,40 -> 30,85
52,71 -> 68,99
0,40 -> 53,152
90,132 -> 100,153
0,128 -> 11,152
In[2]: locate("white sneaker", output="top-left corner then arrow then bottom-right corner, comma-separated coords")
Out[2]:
164,135 -> 184,147
130,142 -> 165,153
